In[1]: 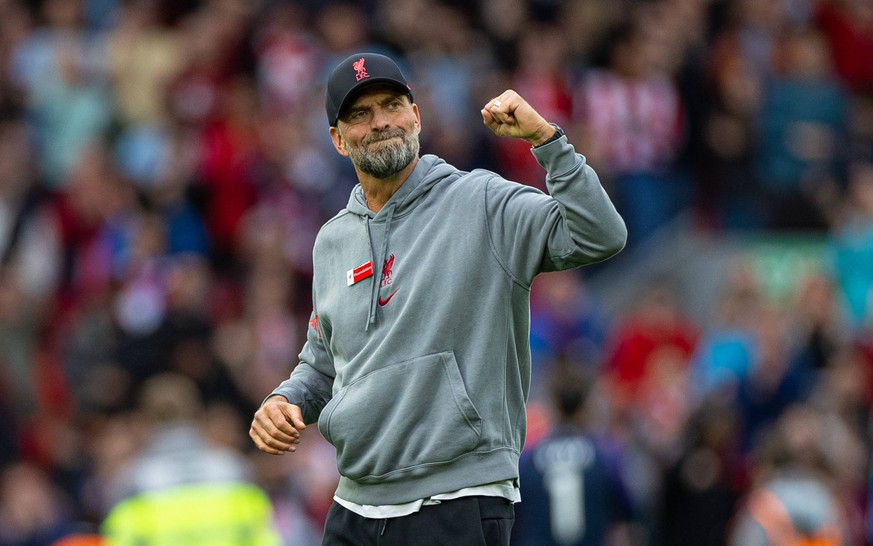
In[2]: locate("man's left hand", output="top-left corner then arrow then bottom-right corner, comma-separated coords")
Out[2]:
481,90 -> 556,147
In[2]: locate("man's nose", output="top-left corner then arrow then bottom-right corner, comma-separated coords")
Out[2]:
370,106 -> 391,129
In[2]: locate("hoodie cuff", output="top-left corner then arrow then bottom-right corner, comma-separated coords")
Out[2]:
531,133 -> 577,178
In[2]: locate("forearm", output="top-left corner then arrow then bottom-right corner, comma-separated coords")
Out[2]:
270,315 -> 335,425
270,363 -> 333,425
532,135 -> 627,266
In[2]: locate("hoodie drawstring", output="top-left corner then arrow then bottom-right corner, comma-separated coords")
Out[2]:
366,202 -> 397,330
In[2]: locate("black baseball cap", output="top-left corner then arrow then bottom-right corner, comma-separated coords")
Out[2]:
325,53 -> 413,126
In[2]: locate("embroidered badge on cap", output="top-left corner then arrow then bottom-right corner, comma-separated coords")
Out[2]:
353,58 -> 369,81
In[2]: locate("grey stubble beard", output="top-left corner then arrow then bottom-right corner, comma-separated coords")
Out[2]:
342,127 -> 420,179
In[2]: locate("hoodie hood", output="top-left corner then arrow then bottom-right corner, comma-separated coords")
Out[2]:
345,154 -> 459,219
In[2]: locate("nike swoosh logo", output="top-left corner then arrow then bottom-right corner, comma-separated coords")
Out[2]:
378,289 -> 399,306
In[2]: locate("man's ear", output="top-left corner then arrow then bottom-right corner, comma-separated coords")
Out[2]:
412,103 -> 422,134
329,126 -> 349,157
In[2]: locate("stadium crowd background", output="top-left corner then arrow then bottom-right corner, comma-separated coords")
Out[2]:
1,0 -> 873,543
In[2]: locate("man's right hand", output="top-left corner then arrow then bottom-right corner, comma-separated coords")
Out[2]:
249,395 -> 307,455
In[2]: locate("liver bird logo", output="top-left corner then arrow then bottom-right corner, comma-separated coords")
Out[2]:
353,58 -> 369,81
378,255 -> 399,306
381,254 -> 395,288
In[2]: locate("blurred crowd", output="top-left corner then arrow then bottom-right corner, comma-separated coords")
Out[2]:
0,0 -> 873,544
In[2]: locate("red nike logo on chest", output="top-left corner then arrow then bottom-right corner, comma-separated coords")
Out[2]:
378,289 -> 400,306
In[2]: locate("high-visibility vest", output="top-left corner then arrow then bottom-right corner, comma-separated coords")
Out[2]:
102,482 -> 281,546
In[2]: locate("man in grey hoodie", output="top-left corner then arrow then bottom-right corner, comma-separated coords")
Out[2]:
249,52 -> 627,545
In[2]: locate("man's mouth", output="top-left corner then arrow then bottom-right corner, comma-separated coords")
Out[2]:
365,131 -> 404,146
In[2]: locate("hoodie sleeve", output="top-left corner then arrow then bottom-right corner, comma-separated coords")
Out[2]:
268,307 -> 335,425
484,134 -> 627,285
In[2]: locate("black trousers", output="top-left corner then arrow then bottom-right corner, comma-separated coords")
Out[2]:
322,496 -> 515,546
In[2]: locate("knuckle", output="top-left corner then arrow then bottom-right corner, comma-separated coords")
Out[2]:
267,434 -> 287,447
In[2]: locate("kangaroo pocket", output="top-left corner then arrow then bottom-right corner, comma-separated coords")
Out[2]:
318,351 -> 482,483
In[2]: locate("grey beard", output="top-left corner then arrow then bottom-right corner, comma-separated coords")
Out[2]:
346,129 -> 419,179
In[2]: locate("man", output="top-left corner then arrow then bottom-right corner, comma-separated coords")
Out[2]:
249,52 -> 627,545
512,373 -> 633,546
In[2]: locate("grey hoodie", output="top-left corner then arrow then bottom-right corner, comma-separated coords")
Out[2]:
270,135 -> 626,506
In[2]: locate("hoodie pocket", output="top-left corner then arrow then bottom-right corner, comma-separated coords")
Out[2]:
318,351 -> 482,482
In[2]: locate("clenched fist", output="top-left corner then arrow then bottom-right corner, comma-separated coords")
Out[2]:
481,89 -> 557,147
249,395 -> 307,455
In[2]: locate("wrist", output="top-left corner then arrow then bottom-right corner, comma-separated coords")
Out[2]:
530,123 -> 563,148
262,394 -> 289,407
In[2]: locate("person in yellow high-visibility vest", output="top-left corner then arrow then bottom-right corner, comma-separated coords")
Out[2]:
102,482 -> 279,546
101,373 -> 281,546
